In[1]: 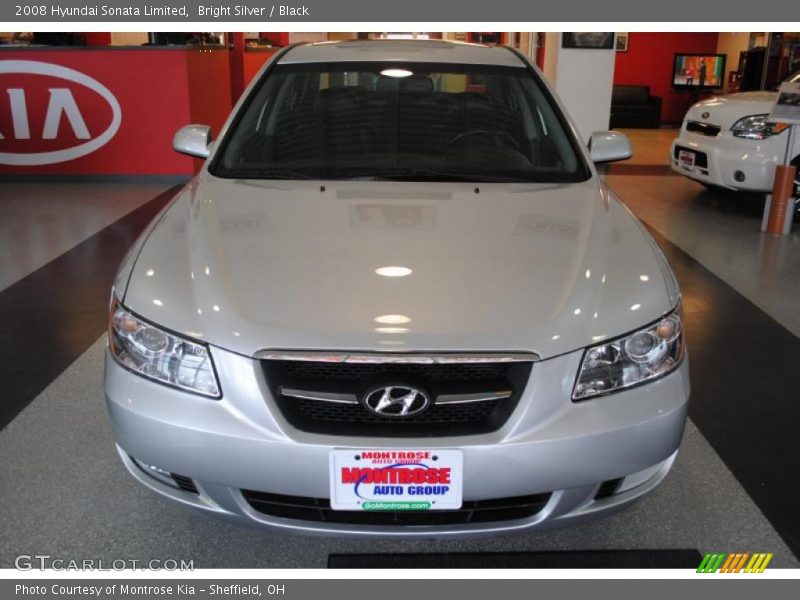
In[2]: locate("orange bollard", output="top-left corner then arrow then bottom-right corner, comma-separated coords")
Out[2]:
766,165 -> 798,235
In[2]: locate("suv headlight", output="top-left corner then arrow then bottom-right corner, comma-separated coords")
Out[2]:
573,307 -> 685,400
730,114 -> 790,140
108,300 -> 221,398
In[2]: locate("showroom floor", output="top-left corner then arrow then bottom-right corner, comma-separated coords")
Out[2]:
1,129 -> 799,568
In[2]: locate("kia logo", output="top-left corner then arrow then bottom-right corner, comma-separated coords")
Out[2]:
363,385 -> 430,418
0,60 -> 122,166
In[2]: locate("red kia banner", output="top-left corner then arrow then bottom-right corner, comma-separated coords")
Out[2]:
0,49 -> 233,175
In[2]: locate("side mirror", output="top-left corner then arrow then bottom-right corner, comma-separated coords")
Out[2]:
173,124 -> 212,159
589,131 -> 632,163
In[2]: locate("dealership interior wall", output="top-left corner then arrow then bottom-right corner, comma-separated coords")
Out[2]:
1,31 -> 799,568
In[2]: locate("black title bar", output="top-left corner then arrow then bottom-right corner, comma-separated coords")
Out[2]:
1,0 -> 798,22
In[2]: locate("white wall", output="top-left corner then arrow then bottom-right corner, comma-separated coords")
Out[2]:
542,33 -> 617,143
716,33 -> 752,92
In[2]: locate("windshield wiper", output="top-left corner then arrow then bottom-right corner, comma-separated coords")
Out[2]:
222,168 -> 316,180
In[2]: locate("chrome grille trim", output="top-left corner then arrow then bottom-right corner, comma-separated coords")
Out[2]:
255,351 -> 539,364
280,388 -> 513,405
435,390 -> 513,404
280,388 -> 359,404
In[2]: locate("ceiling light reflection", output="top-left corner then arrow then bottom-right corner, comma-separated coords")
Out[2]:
381,68 -> 413,78
375,266 -> 413,277
374,327 -> 409,334
375,314 -> 411,325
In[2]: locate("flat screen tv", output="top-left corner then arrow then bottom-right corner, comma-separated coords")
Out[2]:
672,54 -> 727,90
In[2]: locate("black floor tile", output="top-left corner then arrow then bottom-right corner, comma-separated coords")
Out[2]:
0,187 -> 178,430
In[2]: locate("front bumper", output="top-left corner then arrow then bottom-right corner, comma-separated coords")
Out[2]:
105,345 -> 690,537
670,131 -> 787,192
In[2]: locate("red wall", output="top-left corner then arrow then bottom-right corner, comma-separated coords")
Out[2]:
80,33 -> 112,46
244,49 -> 279,87
260,33 -> 289,47
614,32 -> 719,124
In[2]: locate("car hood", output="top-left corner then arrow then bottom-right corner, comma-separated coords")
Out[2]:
687,91 -> 778,129
122,175 -> 679,360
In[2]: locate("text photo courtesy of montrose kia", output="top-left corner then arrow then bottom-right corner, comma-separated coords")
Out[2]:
1,29 -> 799,571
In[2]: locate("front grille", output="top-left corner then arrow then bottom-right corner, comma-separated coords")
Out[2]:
242,490 -> 551,525
261,357 -> 533,437
283,361 -> 508,383
686,121 -> 721,136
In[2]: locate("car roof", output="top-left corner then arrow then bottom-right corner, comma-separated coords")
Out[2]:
277,39 -> 527,67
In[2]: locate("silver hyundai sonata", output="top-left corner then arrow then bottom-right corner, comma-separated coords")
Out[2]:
105,40 -> 689,536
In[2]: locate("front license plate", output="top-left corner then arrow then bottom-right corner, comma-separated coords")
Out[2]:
678,149 -> 696,168
329,449 -> 463,511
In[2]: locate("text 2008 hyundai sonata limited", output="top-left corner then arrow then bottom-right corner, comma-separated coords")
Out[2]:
105,40 -> 689,536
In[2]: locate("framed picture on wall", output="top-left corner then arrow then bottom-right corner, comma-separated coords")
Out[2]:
616,33 -> 629,52
562,33 -> 614,50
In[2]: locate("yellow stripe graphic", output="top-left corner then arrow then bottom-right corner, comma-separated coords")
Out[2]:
747,554 -> 763,573
758,554 -> 773,573
745,553 -> 773,573
744,554 -> 759,572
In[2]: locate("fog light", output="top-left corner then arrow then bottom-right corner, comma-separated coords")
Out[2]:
734,170 -> 746,182
130,457 -> 199,493
594,478 -> 623,499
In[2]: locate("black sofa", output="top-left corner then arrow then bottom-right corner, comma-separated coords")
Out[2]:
610,85 -> 662,129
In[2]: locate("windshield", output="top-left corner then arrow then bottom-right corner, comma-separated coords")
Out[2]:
211,61 -> 590,183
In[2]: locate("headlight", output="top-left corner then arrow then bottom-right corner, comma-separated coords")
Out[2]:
730,114 -> 790,140
573,308 -> 685,400
108,300 -> 221,398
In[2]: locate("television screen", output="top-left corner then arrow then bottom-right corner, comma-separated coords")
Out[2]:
673,54 -> 727,90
